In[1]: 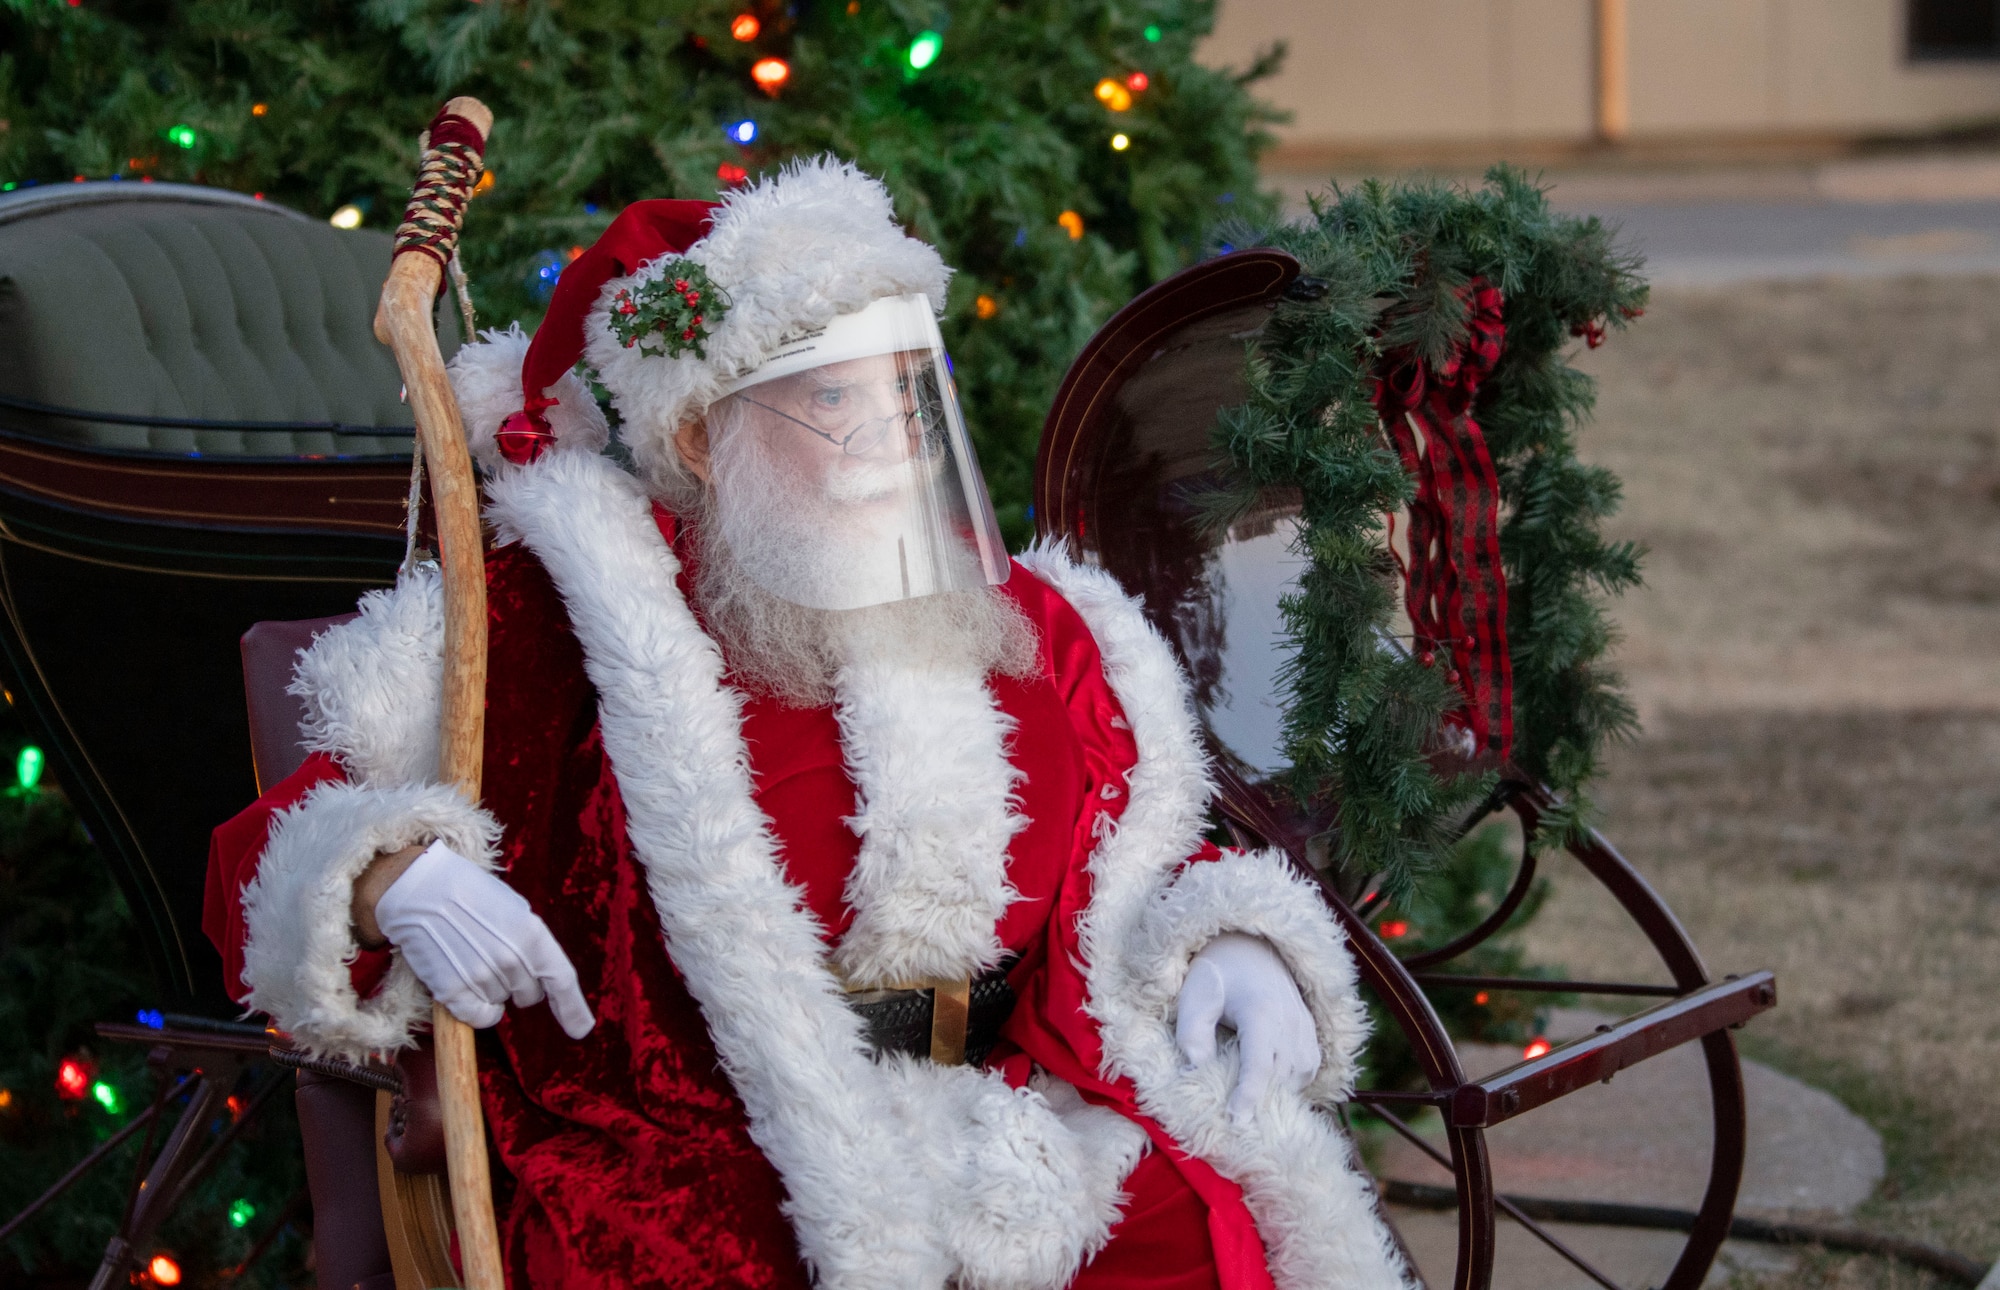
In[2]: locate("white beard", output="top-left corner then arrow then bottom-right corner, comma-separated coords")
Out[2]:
692,449 -> 1038,707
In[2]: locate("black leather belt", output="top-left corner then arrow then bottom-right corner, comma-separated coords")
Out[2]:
844,964 -> 1016,1067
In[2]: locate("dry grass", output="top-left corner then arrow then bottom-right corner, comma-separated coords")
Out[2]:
1517,277 -> 2000,1282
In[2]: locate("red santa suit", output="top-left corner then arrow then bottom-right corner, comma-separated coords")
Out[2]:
203,160 -> 1410,1290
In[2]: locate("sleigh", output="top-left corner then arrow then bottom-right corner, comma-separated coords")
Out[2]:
0,181 -> 1772,1290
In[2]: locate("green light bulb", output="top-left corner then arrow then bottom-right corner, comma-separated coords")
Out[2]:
907,30 -> 942,70
168,124 -> 198,150
16,744 -> 43,791
228,1198 -> 256,1228
91,1081 -> 120,1114
1143,24 -> 1162,41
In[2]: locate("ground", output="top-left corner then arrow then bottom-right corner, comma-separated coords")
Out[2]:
1519,274 -> 2000,1284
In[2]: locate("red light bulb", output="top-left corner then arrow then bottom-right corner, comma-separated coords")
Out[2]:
55,1057 -> 91,1100
1125,71 -> 1149,92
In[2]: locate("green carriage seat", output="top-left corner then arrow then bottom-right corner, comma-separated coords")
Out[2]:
0,180 -> 456,1006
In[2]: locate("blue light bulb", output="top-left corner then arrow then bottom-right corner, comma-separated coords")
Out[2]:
729,119 -> 758,145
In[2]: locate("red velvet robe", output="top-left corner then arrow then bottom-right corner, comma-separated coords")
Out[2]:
206,513 -> 1277,1289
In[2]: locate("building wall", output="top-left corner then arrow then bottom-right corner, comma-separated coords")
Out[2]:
1202,0 -> 2000,159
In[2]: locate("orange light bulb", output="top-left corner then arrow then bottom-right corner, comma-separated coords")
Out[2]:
751,57 -> 790,91
148,1254 -> 182,1286
730,13 -> 760,41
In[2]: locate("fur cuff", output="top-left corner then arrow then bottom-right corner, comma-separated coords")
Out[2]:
240,780 -> 501,1062
1134,849 -> 1370,1105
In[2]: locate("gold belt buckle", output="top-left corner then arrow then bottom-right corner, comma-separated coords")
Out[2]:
841,974 -> 974,1066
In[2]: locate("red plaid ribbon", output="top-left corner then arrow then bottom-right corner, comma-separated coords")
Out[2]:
1371,280 -> 1513,761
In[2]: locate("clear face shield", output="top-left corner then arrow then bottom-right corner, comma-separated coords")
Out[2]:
704,294 -> 1011,612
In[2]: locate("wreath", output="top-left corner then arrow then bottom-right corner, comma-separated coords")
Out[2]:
1211,167 -> 1649,899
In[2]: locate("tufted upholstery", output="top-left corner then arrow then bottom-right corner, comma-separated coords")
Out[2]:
0,184 -> 459,458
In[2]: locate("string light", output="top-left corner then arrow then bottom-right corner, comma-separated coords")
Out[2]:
147,1254 -> 182,1286
730,12 -> 760,41
750,57 -> 790,91
1473,991 -> 1490,1006
1522,1036 -> 1552,1060
136,1008 -> 164,1029
0,1089 -> 13,1109
728,118 -> 758,145
167,124 -> 197,150
1125,71 -> 1149,92
92,1081 -> 121,1114
228,1199 -> 256,1228
56,1058 -> 90,1100
907,30 -> 943,71
1377,920 -> 1409,940
1094,78 -> 1132,112
717,162 -> 749,186
1143,23 -> 1162,41
1057,210 -> 1084,240
16,744 -> 42,792
251,102 -> 268,117
974,294 -> 998,319
473,170 -> 494,196
329,204 -> 363,229
1109,133 -> 1131,151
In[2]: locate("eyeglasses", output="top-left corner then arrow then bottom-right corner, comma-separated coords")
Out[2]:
737,395 -> 917,456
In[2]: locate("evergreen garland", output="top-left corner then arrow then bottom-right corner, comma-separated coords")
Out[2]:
0,0 -> 1284,545
1213,168 -> 1647,898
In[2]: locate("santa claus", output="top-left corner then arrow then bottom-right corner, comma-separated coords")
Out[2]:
204,158 -> 1412,1290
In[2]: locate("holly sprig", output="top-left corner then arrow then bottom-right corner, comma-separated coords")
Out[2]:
609,259 -> 727,359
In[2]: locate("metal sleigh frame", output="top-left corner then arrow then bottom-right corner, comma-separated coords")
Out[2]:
1034,248 -> 1777,1290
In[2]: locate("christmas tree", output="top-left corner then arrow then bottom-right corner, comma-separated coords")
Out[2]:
0,0 -> 1285,541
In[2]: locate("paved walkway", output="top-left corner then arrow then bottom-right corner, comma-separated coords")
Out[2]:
1273,148 -> 2000,285
1375,1009 -> 1885,1289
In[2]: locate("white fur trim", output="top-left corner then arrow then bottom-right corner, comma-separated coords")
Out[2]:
1016,542 -> 1415,1290
583,157 -> 951,485
239,781 -> 500,1063
829,658 -> 1025,987
290,565 -> 444,788
1132,848 -> 1370,1105
484,451 -> 1130,1290
445,323 -> 612,469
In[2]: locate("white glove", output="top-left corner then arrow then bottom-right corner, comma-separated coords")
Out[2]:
374,841 -> 595,1039
1175,933 -> 1320,1123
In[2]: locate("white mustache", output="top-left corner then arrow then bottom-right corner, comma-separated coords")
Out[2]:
821,453 -> 944,503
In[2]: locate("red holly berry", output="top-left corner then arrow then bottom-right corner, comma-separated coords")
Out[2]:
673,278 -> 689,291
683,291 -> 700,306
682,327 -> 697,340
1418,650 -> 1435,667
619,302 -> 636,315
691,314 -> 703,326
624,337 -> 637,348
1446,670 -> 1460,684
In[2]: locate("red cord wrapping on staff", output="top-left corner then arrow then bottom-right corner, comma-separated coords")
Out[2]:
392,107 -> 487,271
1372,280 -> 1513,761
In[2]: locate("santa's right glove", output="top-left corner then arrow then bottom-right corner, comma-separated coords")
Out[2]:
374,840 -> 595,1039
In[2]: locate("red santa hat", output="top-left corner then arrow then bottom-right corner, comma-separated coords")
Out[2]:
448,157 -> 953,487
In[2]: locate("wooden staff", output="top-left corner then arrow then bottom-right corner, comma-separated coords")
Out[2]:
373,95 -> 503,1290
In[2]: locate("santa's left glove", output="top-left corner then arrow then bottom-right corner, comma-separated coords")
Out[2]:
373,840 -> 596,1039
1176,932 -> 1320,1122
